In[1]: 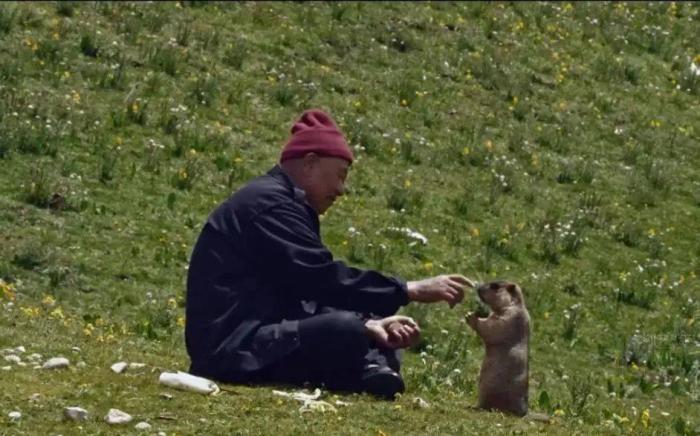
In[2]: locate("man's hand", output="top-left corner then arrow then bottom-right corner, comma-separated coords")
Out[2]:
365,315 -> 421,350
406,274 -> 476,308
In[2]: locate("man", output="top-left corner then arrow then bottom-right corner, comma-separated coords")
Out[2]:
186,109 -> 474,399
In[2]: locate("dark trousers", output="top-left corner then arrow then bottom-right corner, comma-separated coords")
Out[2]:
257,310 -> 401,392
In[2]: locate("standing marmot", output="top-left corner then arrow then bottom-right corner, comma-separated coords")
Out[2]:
466,280 -> 530,416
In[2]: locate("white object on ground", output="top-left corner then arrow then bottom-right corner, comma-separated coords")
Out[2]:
104,408 -> 132,425
412,397 -> 430,409
334,400 -> 351,407
129,362 -> 146,370
272,388 -> 322,402
273,388 -> 335,414
42,357 -> 70,369
1,366 -> 11,371
27,353 -> 42,362
111,362 -> 128,374
134,421 -> 152,430
4,355 -> 21,364
71,347 -> 81,353
64,407 -> 89,421
386,226 -> 429,246
29,393 -> 41,402
14,346 -> 26,354
299,400 -> 337,414
159,371 -> 220,395
8,411 -> 22,421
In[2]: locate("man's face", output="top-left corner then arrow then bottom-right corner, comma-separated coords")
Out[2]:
303,155 -> 350,215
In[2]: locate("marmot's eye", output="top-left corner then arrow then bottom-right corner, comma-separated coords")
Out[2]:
490,283 -> 499,290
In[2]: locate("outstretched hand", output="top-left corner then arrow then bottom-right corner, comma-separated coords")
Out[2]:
365,315 -> 421,350
406,274 -> 476,308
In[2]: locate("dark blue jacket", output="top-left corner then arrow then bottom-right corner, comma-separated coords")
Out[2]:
185,165 -> 409,381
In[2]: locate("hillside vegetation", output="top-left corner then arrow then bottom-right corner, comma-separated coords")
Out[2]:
1,2 -> 699,434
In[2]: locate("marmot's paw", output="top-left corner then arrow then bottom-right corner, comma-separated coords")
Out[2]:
465,312 -> 478,329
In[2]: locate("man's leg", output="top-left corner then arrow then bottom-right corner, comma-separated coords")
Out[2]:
260,311 -> 404,399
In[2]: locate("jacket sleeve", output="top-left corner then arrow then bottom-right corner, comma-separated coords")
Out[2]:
245,200 -> 409,316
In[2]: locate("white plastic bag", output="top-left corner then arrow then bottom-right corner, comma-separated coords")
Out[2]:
158,371 -> 220,395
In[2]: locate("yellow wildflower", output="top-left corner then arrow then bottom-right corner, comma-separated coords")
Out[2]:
42,294 -> 56,307
404,179 -> 411,189
167,298 -> 177,309
177,316 -> 186,327
423,262 -> 433,272
470,227 -> 480,237
20,306 -> 40,318
0,280 -> 16,301
50,307 -> 65,320
462,146 -> 470,156
553,409 -> 565,417
641,409 -> 651,428
485,140 -> 494,152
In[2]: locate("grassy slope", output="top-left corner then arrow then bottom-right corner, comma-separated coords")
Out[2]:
1,1 -> 699,434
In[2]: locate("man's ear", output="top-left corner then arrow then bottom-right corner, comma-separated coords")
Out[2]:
302,152 -> 319,171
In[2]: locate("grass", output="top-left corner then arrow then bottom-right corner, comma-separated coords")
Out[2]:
1,1 -> 699,434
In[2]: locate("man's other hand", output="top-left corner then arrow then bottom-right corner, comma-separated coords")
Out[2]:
365,315 -> 421,349
406,274 -> 476,308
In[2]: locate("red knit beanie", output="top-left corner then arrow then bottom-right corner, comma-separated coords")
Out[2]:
280,109 -> 354,163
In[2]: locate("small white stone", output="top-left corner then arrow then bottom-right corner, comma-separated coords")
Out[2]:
160,393 -> 173,400
1,348 -> 14,355
27,353 -> 42,362
1,366 -> 11,371
43,357 -> 70,369
158,432 -> 166,436
71,347 -> 81,353
129,362 -> 146,370
14,346 -> 26,354
33,365 -> 42,370
8,411 -> 21,421
64,406 -> 89,421
104,408 -> 132,425
5,355 -> 21,364
134,421 -> 152,430
17,361 -> 27,367
412,397 -> 430,409
111,362 -> 128,374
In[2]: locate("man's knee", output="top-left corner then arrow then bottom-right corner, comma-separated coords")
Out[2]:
298,310 -> 368,353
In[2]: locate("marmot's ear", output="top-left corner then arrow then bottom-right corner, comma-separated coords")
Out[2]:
506,283 -> 523,304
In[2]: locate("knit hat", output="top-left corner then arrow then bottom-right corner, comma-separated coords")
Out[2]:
280,109 -> 354,163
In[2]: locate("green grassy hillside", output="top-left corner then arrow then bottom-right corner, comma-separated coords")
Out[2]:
1,2 -> 699,434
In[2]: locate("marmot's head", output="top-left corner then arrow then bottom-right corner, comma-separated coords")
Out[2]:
477,281 -> 525,311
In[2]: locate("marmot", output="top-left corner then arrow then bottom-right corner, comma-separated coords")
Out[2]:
466,280 -> 530,416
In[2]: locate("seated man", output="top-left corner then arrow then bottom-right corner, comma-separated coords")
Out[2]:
185,109 -> 473,399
